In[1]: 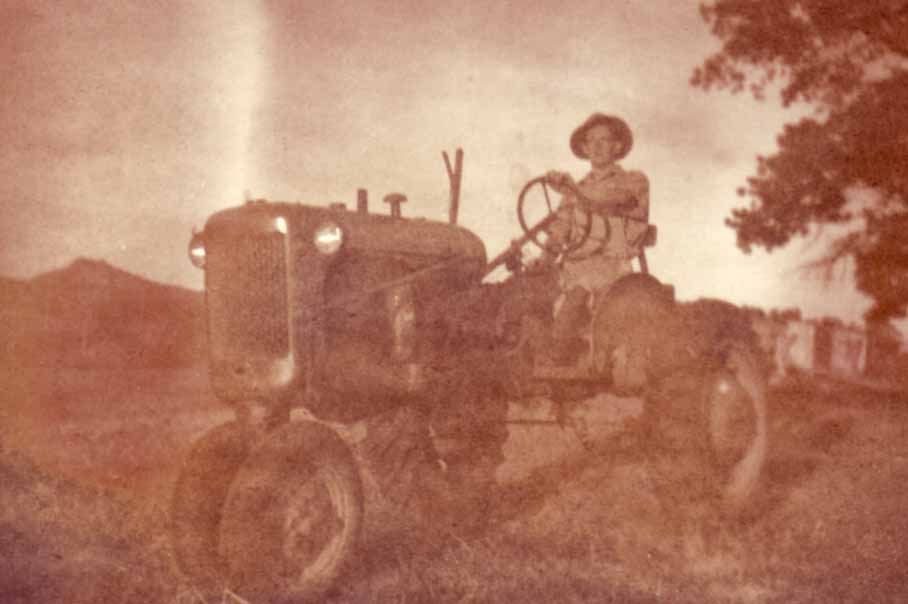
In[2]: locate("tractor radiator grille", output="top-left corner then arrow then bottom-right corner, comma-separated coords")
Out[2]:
207,232 -> 289,357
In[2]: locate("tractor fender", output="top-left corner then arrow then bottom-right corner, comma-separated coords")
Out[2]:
591,273 -> 684,388
602,272 -> 675,306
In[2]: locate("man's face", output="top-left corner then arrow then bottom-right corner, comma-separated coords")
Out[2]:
581,124 -> 623,167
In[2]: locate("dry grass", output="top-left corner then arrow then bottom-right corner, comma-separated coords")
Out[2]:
2,368 -> 907,603
328,382 -> 908,604
0,449 -> 183,604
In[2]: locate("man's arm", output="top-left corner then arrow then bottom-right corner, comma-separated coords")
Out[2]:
597,171 -> 649,220
623,170 -> 649,221
542,170 -> 579,251
543,192 -> 577,261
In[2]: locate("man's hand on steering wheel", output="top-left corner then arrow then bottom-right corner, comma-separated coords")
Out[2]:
552,176 -> 639,217
516,175 -> 594,261
544,170 -> 577,195
488,174 -> 644,277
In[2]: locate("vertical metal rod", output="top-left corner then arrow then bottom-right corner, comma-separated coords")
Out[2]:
357,188 -> 368,214
443,148 -> 463,225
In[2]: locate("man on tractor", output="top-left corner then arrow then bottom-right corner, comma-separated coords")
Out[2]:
543,113 -> 652,368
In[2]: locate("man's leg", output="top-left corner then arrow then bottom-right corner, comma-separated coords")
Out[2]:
549,285 -> 591,365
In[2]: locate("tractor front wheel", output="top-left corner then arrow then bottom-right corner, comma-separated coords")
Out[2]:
170,421 -> 251,592
218,420 -> 364,603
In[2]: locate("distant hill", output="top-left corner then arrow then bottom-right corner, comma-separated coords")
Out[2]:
0,259 -> 206,368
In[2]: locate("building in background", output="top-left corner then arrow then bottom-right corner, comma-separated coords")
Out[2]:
776,320 -> 817,377
764,314 -> 908,389
829,325 -> 867,378
865,321 -> 903,379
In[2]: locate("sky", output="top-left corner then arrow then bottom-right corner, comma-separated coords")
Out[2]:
0,0 -> 877,324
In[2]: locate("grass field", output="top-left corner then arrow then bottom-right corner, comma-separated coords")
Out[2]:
2,368 -> 907,603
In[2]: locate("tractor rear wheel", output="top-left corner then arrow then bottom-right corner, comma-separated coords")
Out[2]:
645,345 -> 768,521
218,421 -> 364,603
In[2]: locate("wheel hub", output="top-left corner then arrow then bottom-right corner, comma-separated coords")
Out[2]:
283,473 -> 344,568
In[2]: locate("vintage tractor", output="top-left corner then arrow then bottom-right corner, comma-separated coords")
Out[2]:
171,161 -> 768,602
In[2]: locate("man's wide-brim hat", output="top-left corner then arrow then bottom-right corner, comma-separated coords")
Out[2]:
570,113 -> 633,160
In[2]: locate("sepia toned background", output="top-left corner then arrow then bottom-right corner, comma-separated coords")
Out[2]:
0,0 -> 874,321
3,2 -> 908,603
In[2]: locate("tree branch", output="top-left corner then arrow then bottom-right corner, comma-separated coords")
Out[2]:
800,231 -> 862,283
848,2 -> 908,58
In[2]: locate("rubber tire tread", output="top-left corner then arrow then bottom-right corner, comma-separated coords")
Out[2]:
170,422 -> 252,590
219,421 -> 364,603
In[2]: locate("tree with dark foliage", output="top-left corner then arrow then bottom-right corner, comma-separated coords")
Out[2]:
693,0 -> 908,321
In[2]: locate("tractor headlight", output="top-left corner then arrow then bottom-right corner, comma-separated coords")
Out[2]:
188,230 -> 206,269
314,222 -> 344,255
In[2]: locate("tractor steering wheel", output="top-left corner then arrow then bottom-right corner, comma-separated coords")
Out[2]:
516,175 -> 601,261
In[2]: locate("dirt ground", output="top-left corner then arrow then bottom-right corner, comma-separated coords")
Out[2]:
2,367 -> 907,603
